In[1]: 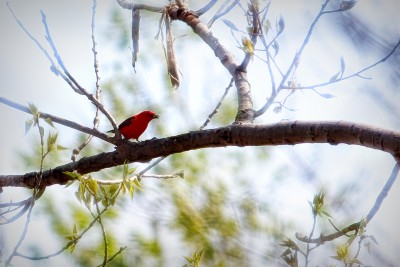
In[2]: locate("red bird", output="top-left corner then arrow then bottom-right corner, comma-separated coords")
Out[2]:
108,110 -> 159,141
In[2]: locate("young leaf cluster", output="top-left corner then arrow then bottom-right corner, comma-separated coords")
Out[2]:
66,164 -> 141,209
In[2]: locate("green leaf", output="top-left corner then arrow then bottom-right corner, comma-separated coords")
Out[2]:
86,178 -> 98,196
74,191 -> 81,203
276,15 -> 285,34
132,178 -> 142,190
123,161 -> 129,178
319,93 -> 336,99
28,102 -> 39,116
340,0 -> 357,11
264,19 -> 271,36
109,183 -> 119,197
57,144 -> 68,150
346,234 -> 357,245
272,40 -> 279,57
64,171 -> 80,180
340,56 -> 346,75
44,117 -> 55,127
25,119 -> 33,134
39,126 -> 45,139
72,224 -> 78,235
242,36 -> 254,55
321,210 -> 333,217
64,179 -> 76,188
176,170 -> 185,179
279,238 -> 299,250
129,185 -> 135,199
221,19 -> 240,32
370,235 -> 379,245
329,71 -> 340,82
127,167 -> 136,176
46,132 -> 58,153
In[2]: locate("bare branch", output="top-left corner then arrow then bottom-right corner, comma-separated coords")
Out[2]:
39,11 -> 118,131
296,222 -> 361,244
200,78 -> 234,130
196,0 -> 218,16
366,162 -> 400,222
207,0 -> 240,28
94,171 -> 183,185
115,0 -> 163,12
280,39 -> 400,91
0,97 -> 114,144
71,0 -> 103,162
15,207 -> 109,261
256,0 -> 331,117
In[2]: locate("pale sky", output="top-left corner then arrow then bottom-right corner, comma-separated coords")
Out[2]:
1,1 -> 400,266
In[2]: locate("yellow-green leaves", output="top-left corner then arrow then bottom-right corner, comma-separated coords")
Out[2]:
183,249 -> 204,267
72,162 -> 142,209
65,224 -> 79,253
310,191 -> 332,218
242,36 -> 254,55
331,244 -> 362,265
279,238 -> 299,266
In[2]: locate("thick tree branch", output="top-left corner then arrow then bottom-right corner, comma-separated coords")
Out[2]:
1,121 -> 399,189
166,3 -> 255,123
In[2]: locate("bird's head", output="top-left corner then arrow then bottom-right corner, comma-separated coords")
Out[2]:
142,110 -> 159,120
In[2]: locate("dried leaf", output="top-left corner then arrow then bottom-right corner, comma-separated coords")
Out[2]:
165,14 -> 179,90
131,8 -> 140,70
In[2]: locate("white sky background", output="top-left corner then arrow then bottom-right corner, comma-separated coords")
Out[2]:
1,0 -> 400,266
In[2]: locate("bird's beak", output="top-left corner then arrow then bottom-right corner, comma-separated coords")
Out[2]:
154,114 -> 160,119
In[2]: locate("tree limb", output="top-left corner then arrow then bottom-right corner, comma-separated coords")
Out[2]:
1,121 -> 399,189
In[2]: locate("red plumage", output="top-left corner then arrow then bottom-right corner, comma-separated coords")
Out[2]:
108,110 -> 159,141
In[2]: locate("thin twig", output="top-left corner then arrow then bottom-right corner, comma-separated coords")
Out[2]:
6,2 -> 81,94
15,207 -> 109,260
0,97 -> 114,144
39,11 -> 118,131
280,39 -> 400,91
6,119 -> 48,266
207,0 -> 239,28
200,78 -> 234,130
196,0 -> 218,16
304,214 -> 317,267
366,162 -> 400,222
138,78 -> 234,177
256,0 -> 331,117
96,246 -> 127,267
97,171 -> 184,185
296,222 -> 361,244
238,0 -> 260,71
0,200 -> 31,225
115,0 -> 163,12
71,0 -> 102,161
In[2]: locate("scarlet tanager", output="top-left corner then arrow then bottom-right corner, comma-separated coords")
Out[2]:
108,110 -> 159,141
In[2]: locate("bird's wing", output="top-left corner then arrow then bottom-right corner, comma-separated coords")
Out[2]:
118,116 -> 136,129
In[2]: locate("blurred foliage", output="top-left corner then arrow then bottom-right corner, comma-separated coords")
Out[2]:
6,1 -> 397,267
